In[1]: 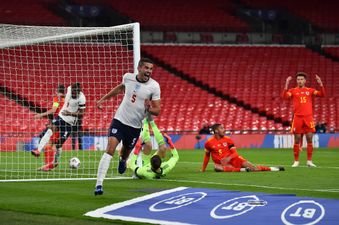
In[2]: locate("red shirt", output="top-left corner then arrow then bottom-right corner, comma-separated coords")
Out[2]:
282,86 -> 325,116
201,136 -> 239,171
52,96 -> 65,118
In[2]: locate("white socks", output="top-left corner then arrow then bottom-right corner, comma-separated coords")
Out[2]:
38,129 -> 53,152
136,153 -> 143,167
96,153 -> 113,186
270,167 -> 279,172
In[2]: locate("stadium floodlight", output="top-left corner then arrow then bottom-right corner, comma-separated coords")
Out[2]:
0,23 -> 140,181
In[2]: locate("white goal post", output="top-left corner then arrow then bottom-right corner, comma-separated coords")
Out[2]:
0,22 -> 140,181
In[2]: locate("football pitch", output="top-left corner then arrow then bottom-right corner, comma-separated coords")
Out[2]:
1,148 -> 339,225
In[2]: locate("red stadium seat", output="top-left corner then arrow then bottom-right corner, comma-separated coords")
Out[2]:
243,0 -> 339,32
105,0 -> 250,32
143,44 -> 338,131
0,0 -> 66,26
2,43 -> 338,133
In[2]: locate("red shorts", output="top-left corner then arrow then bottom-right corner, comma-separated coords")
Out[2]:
50,132 -> 60,144
229,156 -> 247,168
291,115 -> 315,134
215,156 -> 247,168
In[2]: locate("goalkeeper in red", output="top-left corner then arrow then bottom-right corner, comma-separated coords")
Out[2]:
201,123 -> 284,172
282,72 -> 325,167
128,115 -> 179,179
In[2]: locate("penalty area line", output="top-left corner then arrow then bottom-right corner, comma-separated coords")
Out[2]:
162,178 -> 339,193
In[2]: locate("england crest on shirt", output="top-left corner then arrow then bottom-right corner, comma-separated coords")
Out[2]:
135,83 -> 141,91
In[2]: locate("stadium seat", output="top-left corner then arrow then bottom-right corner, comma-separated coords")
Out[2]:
243,0 -> 339,32
107,0 -> 250,32
0,0 -> 66,26
143,44 -> 338,131
2,43 -> 338,133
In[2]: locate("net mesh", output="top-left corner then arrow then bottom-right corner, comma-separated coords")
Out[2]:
0,23 -> 139,181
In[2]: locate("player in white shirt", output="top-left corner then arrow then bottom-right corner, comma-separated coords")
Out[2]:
32,83 -> 86,169
94,58 -> 161,195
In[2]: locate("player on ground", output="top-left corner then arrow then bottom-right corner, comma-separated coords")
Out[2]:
31,83 -> 86,170
94,58 -> 160,195
133,113 -> 167,167
282,72 -> 325,167
33,85 -> 65,170
127,115 -> 179,179
201,123 -> 285,172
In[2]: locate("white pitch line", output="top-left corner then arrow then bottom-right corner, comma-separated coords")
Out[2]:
1,172 -> 339,194
162,178 -> 339,193
320,189 -> 339,192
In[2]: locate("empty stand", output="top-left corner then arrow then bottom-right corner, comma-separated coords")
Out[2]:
244,0 -> 339,32
0,0 -> 66,26
1,43 -> 337,133
143,44 -> 338,130
0,95 -> 46,133
151,66 -> 272,132
0,42 -> 275,133
108,0 -> 249,32
323,46 -> 339,59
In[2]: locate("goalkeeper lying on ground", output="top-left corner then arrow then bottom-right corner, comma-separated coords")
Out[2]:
127,114 -> 179,179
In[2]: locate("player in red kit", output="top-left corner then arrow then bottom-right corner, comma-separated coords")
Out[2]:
33,85 -> 65,171
201,124 -> 284,172
282,72 -> 325,167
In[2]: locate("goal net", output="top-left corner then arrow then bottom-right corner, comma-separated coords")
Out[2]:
0,23 -> 140,181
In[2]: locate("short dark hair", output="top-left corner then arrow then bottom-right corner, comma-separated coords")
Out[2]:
71,83 -> 81,92
138,58 -> 154,67
296,72 -> 307,79
210,123 -> 222,133
150,155 -> 162,170
57,84 -> 65,94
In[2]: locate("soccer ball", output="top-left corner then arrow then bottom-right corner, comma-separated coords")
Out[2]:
69,157 -> 80,169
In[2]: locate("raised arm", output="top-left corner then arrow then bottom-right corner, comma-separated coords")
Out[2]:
97,84 -> 125,109
314,74 -> 325,97
281,76 -> 293,100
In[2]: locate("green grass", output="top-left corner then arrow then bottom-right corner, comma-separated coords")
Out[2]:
1,148 -> 339,225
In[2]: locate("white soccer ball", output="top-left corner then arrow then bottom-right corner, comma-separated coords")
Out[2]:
69,157 -> 81,169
